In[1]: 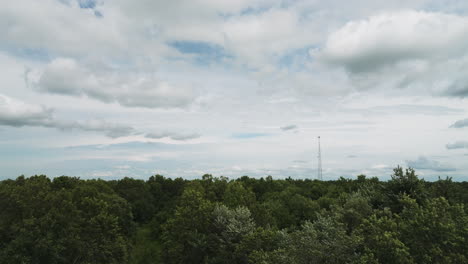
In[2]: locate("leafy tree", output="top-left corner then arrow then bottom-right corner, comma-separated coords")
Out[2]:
386,167 -> 427,212
223,181 -> 256,209
358,210 -> 413,264
1,167 -> 468,263
399,196 -> 468,263
252,216 -> 363,264
0,176 -> 133,264
206,205 -> 256,263
113,178 -> 155,223
161,184 -> 214,263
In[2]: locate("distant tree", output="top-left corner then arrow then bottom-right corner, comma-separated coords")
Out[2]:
223,181 -> 256,209
113,177 -> 155,223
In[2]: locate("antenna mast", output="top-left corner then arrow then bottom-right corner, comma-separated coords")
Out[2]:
317,136 -> 323,180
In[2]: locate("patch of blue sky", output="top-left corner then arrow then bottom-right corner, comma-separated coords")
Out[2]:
217,6 -> 270,19
240,6 -> 270,16
169,40 -> 232,66
94,10 -> 103,17
231,133 -> 270,139
278,46 -> 316,71
5,47 -> 51,62
77,0 -> 96,9
0,144 -> 64,167
75,0 -> 102,17
423,0 -> 468,15
58,0 -> 72,6
278,0 -> 300,9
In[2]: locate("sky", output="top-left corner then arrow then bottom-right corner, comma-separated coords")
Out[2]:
2,0 -> 468,181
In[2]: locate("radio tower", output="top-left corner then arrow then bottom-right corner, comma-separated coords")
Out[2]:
317,136 -> 323,180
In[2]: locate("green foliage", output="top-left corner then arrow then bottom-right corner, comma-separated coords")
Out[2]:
251,216 -> 362,264
206,205 -> 256,263
112,178 -> 155,223
399,196 -> 468,263
1,168 -> 467,263
161,184 -> 214,263
0,176 -> 133,264
223,181 -> 256,209
386,167 -> 427,212
358,210 -> 413,264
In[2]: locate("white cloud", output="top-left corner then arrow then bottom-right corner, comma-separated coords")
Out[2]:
62,120 -> 135,138
0,94 -> 135,138
0,94 -> 54,127
223,8 -> 315,67
321,10 -> 468,97
0,0 -> 130,57
145,132 -> 200,141
35,58 -> 196,109
322,10 -> 468,72
3,1 -> 468,179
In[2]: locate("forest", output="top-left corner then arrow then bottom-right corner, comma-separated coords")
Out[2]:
0,167 -> 467,264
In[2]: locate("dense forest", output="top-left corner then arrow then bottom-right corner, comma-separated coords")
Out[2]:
0,167 -> 467,263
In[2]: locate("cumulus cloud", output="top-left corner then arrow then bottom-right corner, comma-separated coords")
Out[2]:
322,10 -> 468,72
406,156 -> 455,172
321,10 -> 468,97
0,0 -> 129,57
34,58 -> 196,108
60,120 -> 135,138
450,118 -> 468,128
0,94 -> 54,127
145,132 -> 200,141
280,124 -> 298,131
446,141 -> 468,149
222,8 -> 315,67
0,94 -> 134,138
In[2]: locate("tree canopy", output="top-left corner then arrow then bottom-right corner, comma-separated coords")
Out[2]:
0,168 -> 467,263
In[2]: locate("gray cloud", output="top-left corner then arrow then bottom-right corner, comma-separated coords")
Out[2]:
443,81 -> 468,97
170,133 -> 201,141
280,124 -> 298,131
58,120 -> 135,138
292,160 -> 308,163
145,132 -> 200,141
446,141 -> 468,149
0,94 -> 54,127
0,94 -> 135,138
35,58 -> 196,109
450,118 -> 468,128
406,156 -> 455,172
322,11 -> 468,72
321,10 -> 468,98
368,105 -> 464,116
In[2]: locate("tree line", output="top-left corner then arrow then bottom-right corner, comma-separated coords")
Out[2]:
0,167 -> 467,263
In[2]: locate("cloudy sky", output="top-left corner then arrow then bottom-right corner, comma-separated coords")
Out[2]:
2,0 -> 468,180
